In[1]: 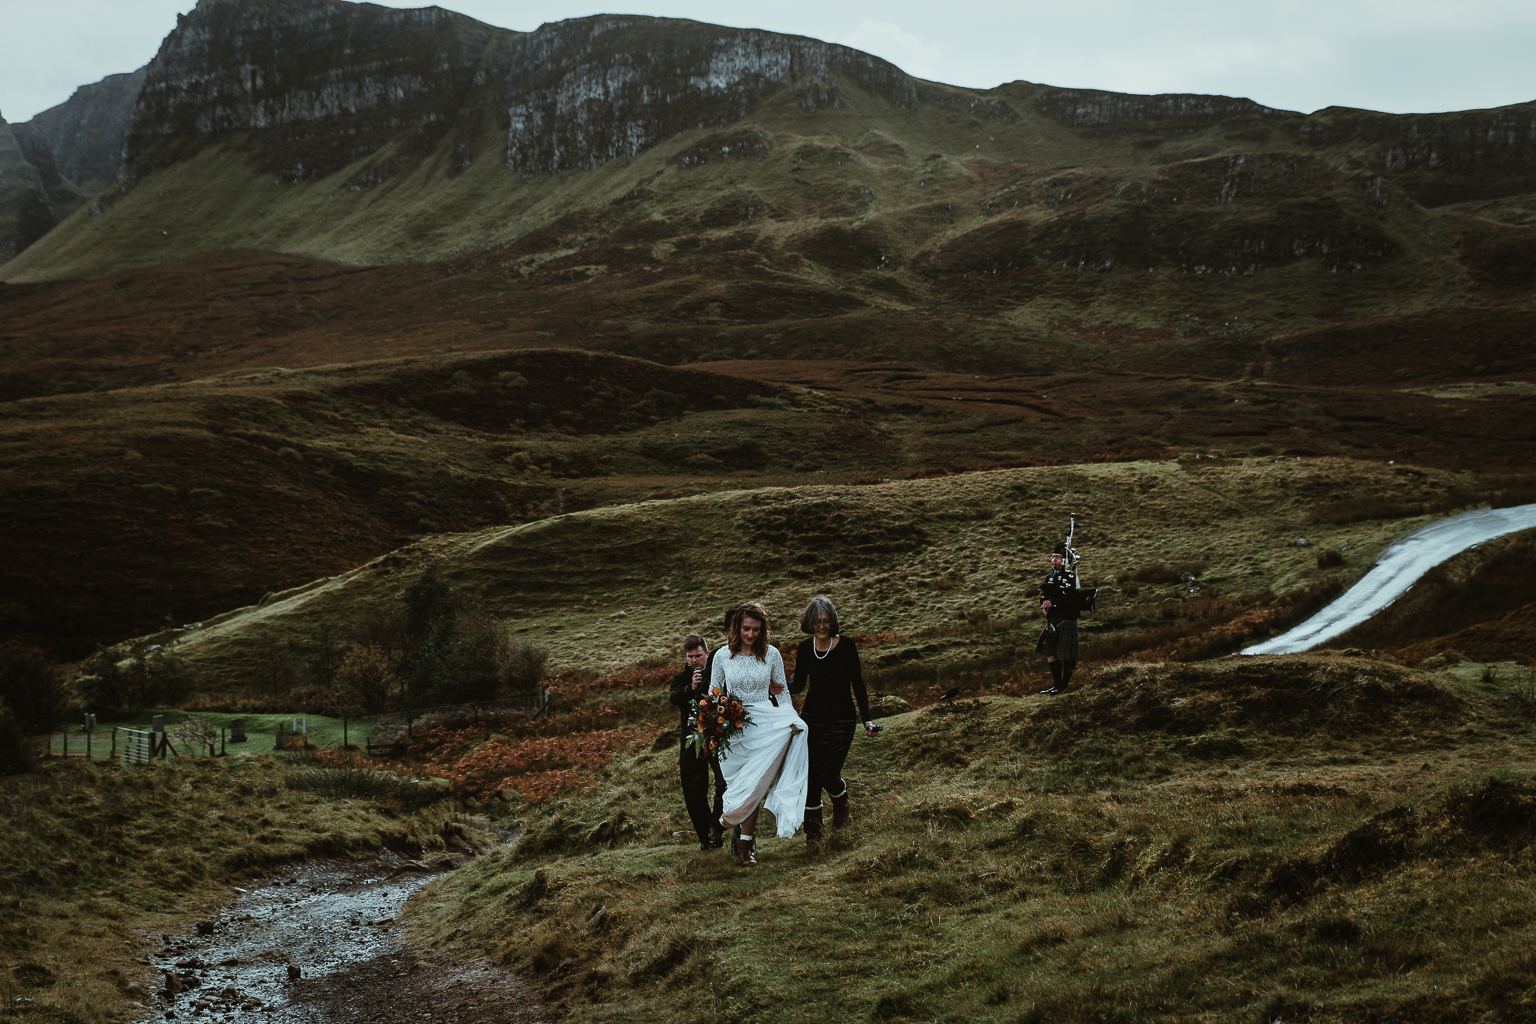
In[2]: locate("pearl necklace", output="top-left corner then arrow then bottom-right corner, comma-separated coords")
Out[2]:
813,636 -> 835,660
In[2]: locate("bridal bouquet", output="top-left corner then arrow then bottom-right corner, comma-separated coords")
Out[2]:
684,687 -> 753,761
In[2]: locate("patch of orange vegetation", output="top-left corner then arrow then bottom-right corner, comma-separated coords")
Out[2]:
442,728 -> 648,802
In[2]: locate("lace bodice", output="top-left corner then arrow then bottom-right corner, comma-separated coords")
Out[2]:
710,646 -> 786,707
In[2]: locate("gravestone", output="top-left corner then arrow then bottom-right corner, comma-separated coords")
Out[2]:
230,718 -> 247,743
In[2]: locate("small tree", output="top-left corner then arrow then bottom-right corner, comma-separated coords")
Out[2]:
0,643 -> 69,735
252,626 -> 299,695
333,644 -> 396,717
170,715 -> 219,757
141,647 -> 195,706
303,618 -> 343,690
501,635 -> 550,696
75,647 -> 130,712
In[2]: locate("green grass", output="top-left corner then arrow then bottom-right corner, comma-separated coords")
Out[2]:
404,655 -> 1536,1023
157,455 -> 1467,692
46,710 -> 375,758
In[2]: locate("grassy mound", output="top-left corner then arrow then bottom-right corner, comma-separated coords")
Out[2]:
400,654 -> 1536,1023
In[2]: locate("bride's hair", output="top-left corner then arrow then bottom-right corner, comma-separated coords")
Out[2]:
729,602 -> 770,661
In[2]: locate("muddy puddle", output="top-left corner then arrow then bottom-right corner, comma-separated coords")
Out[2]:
140,849 -> 544,1024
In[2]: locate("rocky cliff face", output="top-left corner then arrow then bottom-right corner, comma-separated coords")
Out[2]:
1296,103 -> 1536,205
496,16 -> 917,176
25,69 -> 147,188
125,0 -> 921,183
0,115 -> 88,264
105,0 -> 1536,201
128,0 -> 505,182
1034,88 -> 1290,129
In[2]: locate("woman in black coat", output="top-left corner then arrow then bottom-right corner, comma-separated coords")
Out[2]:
789,595 -> 877,847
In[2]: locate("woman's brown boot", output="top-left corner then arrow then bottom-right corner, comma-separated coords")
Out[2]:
804,806 -> 824,849
735,836 -> 758,866
831,791 -> 851,829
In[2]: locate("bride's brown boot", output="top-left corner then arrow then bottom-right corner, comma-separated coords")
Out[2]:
804,806 -> 824,849
735,835 -> 757,866
831,789 -> 851,829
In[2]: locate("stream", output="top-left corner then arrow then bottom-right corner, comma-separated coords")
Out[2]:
139,851 -> 542,1024
1242,502 -> 1536,655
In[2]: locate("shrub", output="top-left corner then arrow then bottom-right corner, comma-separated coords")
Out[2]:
76,645 -> 197,711
0,643 -> 68,734
75,647 -> 131,711
0,714 -> 34,775
333,644 -> 397,717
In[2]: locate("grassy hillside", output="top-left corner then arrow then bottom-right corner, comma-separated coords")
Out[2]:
401,653 -> 1536,1023
9,334 -> 1533,658
8,647 -> 1535,1024
7,77 -> 1535,392
133,455 -> 1503,694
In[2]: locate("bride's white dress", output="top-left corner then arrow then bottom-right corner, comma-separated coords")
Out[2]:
710,646 -> 809,838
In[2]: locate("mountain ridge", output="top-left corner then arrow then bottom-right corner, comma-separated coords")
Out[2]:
4,0 -> 1536,285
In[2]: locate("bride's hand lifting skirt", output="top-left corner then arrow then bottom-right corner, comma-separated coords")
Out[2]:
717,701 -> 810,838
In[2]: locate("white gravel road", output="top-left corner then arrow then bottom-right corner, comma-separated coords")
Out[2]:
1242,502 -> 1536,656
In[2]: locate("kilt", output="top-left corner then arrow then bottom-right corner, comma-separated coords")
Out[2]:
1035,618 -> 1080,661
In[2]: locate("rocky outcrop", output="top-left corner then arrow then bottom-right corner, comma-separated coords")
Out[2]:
497,16 -> 918,176
123,0 -> 920,183
128,0 -> 505,182
25,69 -> 147,188
1034,88 -> 1291,129
0,114 -> 87,264
1297,102 -> 1536,204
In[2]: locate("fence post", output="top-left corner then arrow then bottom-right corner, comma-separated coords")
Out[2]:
111,728 -> 117,760
343,718 -> 349,750
220,728 -> 226,756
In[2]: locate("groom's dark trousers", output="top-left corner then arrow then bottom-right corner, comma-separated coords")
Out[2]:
670,653 -> 726,848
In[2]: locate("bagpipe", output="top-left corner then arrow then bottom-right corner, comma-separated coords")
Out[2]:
1044,514 -> 1098,616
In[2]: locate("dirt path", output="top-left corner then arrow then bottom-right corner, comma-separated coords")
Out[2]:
144,851 -> 545,1023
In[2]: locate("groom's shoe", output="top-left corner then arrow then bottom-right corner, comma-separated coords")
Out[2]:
804,806 -> 824,849
831,792 -> 851,830
706,824 -> 724,849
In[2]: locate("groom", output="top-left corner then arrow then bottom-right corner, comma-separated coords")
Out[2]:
669,631 -> 727,850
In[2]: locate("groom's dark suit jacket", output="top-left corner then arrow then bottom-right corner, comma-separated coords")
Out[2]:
668,648 -> 720,739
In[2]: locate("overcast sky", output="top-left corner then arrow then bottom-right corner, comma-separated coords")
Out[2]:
3,0 -> 1534,124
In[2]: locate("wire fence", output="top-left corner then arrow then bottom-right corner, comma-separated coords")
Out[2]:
49,726 -> 163,762
44,691 -> 553,762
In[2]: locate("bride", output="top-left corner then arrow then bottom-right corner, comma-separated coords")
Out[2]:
710,602 -> 809,866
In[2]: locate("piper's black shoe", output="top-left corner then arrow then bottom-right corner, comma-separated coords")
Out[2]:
1040,686 -> 1068,695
